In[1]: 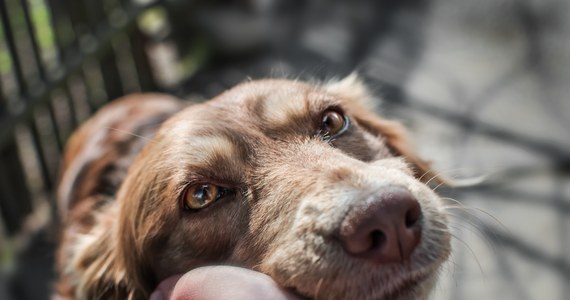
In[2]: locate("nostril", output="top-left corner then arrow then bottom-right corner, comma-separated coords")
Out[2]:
405,204 -> 422,228
370,230 -> 386,250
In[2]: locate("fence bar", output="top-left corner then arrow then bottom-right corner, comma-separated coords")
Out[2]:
19,0 -> 65,154
81,0 -> 125,100
64,85 -> 78,128
0,146 -> 33,235
19,0 -> 46,79
0,0 -> 162,150
99,51 -> 124,100
47,0 -> 98,115
130,26 -> 157,91
46,103 -> 63,153
28,119 -> 53,190
1,0 -> 53,191
0,0 -> 28,93
0,73 -> 5,109
46,0 -> 76,61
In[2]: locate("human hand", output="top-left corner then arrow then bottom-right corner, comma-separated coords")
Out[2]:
150,266 -> 303,300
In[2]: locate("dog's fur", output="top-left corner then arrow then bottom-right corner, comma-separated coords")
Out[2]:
55,75 -> 450,300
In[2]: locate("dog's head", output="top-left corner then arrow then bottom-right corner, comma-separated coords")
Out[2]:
109,76 -> 450,299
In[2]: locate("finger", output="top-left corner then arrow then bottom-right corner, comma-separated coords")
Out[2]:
151,266 -> 302,300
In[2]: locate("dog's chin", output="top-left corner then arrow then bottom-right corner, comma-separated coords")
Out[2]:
263,242 -> 448,300
380,271 -> 438,300
285,267 -> 438,300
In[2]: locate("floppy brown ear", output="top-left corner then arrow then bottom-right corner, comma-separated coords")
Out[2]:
325,74 -> 445,185
62,206 -> 134,299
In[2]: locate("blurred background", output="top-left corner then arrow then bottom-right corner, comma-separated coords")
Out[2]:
0,0 -> 569,299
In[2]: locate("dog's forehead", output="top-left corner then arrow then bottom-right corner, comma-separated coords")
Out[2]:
176,79 -> 336,133
219,79 -> 335,124
160,79 -> 343,167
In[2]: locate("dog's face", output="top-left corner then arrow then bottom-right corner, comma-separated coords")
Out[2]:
115,77 -> 450,299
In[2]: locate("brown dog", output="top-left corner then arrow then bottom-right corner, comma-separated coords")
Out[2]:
55,75 -> 451,299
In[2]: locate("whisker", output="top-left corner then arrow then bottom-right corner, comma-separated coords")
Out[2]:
424,173 -> 440,186
428,227 -> 481,280
446,208 -> 507,244
446,221 -> 497,253
442,198 -> 510,233
314,278 -> 324,300
442,201 -> 494,228
436,256 -> 460,293
432,181 -> 446,192
449,232 -> 486,280
419,166 -> 479,183
420,166 -> 508,188
417,169 -> 433,182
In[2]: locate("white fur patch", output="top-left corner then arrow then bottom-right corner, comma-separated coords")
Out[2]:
260,88 -> 307,125
179,135 -> 239,165
325,73 -> 379,112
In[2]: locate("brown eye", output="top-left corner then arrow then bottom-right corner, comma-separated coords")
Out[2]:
182,184 -> 228,210
321,110 -> 348,137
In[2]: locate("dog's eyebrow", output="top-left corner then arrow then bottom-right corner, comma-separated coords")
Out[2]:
177,134 -> 241,167
258,88 -> 310,127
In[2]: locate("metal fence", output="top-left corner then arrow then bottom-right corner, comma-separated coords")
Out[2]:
1,0 -> 569,300
0,0 -> 161,237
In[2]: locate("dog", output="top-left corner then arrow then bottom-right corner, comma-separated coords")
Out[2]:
55,75 -> 451,299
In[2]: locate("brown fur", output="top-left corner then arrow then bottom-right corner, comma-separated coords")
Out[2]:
56,76 -> 450,299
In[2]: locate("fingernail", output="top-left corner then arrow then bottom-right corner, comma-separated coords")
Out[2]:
150,290 -> 163,300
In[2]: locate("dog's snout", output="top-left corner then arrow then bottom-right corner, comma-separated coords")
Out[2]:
336,186 -> 422,264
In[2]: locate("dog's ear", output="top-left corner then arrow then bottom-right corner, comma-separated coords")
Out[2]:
114,152 -> 166,299
325,74 -> 444,185
66,205 -> 134,299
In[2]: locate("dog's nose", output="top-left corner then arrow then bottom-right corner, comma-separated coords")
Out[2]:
336,186 -> 422,264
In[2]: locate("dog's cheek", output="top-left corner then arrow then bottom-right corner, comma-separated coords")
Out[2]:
332,127 -> 392,162
229,178 -> 319,269
256,191 -> 358,298
230,198 -> 297,267
152,201 -> 249,280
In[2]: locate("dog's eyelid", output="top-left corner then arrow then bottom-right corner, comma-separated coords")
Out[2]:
317,107 -> 350,139
180,182 -> 235,211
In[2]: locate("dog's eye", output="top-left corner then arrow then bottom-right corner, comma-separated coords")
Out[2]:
182,184 -> 228,210
321,110 -> 349,137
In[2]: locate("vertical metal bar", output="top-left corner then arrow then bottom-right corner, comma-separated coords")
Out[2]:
0,0 -> 28,93
46,0 -> 76,60
19,0 -> 46,79
46,0 -> 81,128
70,64 -> 98,113
79,0 -> 124,101
0,74 -> 5,111
0,153 -> 32,235
1,0 -> 53,192
28,119 -> 53,190
99,48 -> 124,100
19,0 -> 64,154
79,73 -> 97,113
0,0 -> 33,232
0,0 -> 51,198
46,0 -> 98,115
50,0 -> 84,128
21,0 -> 64,178
46,0 -> 76,123
81,0 -> 106,33
45,0 -> 63,54
63,85 -> 78,128
47,102 -> 64,153
60,0 -> 87,41
130,26 -> 157,91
